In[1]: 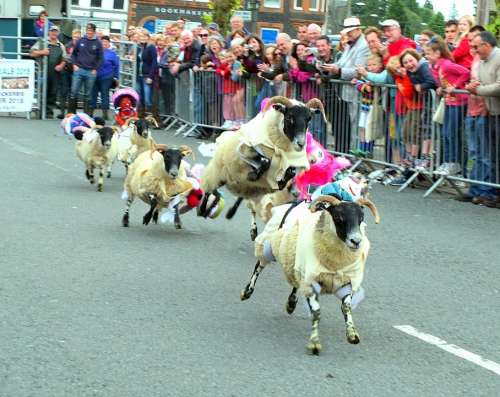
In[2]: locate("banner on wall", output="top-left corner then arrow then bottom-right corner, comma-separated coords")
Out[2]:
0,59 -> 35,112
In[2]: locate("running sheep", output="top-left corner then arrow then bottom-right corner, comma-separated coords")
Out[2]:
121,144 -> 194,229
75,124 -> 118,191
198,96 -> 326,223
240,193 -> 380,355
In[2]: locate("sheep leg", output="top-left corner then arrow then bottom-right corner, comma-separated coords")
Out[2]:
250,207 -> 258,241
106,164 -> 112,178
143,196 -> 158,225
226,197 -> 243,219
97,168 -> 104,192
285,287 -> 299,315
306,291 -> 322,355
278,167 -> 297,190
122,197 -> 134,227
152,209 -> 159,224
240,261 -> 264,301
341,293 -> 360,344
86,167 -> 95,184
198,190 -> 220,218
174,204 -> 182,229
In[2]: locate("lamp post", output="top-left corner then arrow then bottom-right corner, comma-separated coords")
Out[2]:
247,0 -> 260,35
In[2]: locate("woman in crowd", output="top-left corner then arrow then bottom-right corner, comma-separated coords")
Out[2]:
135,30 -> 157,116
288,42 -> 317,103
90,35 -> 120,120
255,45 -> 280,112
34,10 -> 54,37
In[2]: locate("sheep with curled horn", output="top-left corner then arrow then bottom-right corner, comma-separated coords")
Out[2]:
239,192 -> 380,355
198,96 -> 326,234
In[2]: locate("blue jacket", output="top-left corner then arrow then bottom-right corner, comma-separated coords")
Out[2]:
97,48 -> 120,79
407,59 -> 437,90
137,44 -> 157,80
72,35 -> 103,70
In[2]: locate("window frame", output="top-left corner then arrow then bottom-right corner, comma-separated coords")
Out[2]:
293,0 -> 303,10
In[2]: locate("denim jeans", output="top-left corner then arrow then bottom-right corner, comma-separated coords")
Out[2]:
442,105 -> 465,164
136,76 -> 153,108
465,115 -> 497,198
90,75 -> 113,110
70,68 -> 96,99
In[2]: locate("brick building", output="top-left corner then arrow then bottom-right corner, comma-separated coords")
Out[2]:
128,0 -> 327,42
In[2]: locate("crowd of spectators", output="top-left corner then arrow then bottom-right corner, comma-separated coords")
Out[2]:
29,11 -> 500,207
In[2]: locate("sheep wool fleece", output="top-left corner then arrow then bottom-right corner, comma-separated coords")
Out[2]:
125,150 -> 193,204
237,108 -> 310,189
255,202 -> 369,294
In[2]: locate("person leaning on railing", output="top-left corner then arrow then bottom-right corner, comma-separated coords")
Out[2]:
465,31 -> 500,208
426,36 -> 470,177
30,25 -> 68,119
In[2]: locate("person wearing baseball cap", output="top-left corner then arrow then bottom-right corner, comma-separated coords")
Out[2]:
379,18 -> 416,64
30,24 -> 68,118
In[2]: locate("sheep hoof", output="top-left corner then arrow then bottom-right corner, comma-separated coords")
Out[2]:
307,341 -> 322,355
152,211 -> 159,224
250,228 -> 258,241
85,170 -> 91,181
97,184 -> 103,192
106,171 -> 111,178
174,222 -> 182,230
122,215 -> 129,227
143,214 -> 152,225
286,299 -> 298,315
346,327 -> 360,344
240,287 -> 253,301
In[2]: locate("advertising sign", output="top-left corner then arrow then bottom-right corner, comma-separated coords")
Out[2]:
0,59 -> 35,112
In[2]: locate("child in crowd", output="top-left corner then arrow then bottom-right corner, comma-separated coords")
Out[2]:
255,45 -> 280,112
400,49 -> 437,168
351,53 -> 384,157
425,36 -> 470,175
216,50 -> 246,129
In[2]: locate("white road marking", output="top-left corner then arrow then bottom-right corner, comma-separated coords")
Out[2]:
394,325 -> 500,376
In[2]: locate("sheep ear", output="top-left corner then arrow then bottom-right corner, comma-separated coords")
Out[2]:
357,198 -> 381,224
111,126 -> 121,135
272,103 -> 286,114
179,145 -> 193,158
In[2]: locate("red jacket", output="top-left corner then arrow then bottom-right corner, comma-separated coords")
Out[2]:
216,62 -> 243,94
384,36 -> 416,65
452,38 -> 473,70
395,73 -> 422,112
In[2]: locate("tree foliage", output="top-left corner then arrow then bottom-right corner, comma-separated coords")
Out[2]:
201,0 -> 242,35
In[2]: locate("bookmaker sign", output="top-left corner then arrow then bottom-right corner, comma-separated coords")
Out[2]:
0,60 -> 35,112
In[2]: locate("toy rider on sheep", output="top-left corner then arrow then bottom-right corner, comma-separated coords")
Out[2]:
234,97 -> 324,188
61,113 -> 106,140
112,88 -> 139,127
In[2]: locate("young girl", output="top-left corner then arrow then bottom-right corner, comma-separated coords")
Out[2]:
425,36 -> 470,175
351,53 -> 384,157
216,50 -> 246,129
400,49 -> 437,168
452,15 -> 475,69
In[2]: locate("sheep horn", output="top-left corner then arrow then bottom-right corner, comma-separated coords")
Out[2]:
111,126 -> 121,135
357,198 -> 381,224
305,98 -> 327,123
123,117 -> 139,128
154,143 -> 168,153
179,145 -> 193,158
309,195 -> 342,212
263,96 -> 293,112
144,115 -> 159,128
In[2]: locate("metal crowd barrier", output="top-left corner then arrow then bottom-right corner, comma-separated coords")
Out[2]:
158,71 -> 499,198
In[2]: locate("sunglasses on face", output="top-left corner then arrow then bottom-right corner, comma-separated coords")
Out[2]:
200,34 -> 209,37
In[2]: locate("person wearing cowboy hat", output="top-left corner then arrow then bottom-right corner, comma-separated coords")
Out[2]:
321,17 -> 370,150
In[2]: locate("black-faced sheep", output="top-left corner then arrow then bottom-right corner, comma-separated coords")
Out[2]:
198,96 -> 326,223
75,125 -> 118,191
240,195 -> 380,355
121,144 -> 194,229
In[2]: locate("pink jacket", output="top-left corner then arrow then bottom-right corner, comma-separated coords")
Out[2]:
432,58 -> 470,106
288,55 -> 318,102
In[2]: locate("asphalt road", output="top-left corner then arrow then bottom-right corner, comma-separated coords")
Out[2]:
0,117 -> 499,397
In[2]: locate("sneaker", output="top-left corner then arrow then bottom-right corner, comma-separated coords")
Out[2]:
388,177 -> 408,186
454,195 -> 474,202
414,159 -> 430,169
436,162 -> 450,174
447,162 -> 461,175
221,120 -> 233,129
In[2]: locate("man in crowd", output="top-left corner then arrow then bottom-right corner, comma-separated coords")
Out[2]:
225,16 -> 250,47
296,24 -> 308,42
306,24 -> 322,47
364,26 -> 385,57
30,25 -> 68,118
324,17 -> 370,149
207,22 -> 224,41
170,31 -> 201,76
68,23 -> 103,115
444,20 -> 458,51
258,32 -> 293,90
466,31 -> 500,208
379,19 -> 416,63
